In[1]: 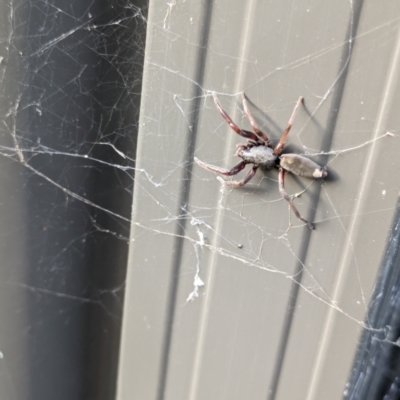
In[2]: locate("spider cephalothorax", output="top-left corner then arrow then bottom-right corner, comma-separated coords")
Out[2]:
194,92 -> 327,229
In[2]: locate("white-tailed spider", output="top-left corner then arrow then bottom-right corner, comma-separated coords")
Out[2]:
194,93 -> 327,229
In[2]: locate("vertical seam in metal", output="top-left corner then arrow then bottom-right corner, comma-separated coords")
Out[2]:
156,2 -> 214,399
268,1 -> 365,399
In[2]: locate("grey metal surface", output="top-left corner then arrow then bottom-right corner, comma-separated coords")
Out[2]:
118,1 -> 400,399
0,1 -> 146,399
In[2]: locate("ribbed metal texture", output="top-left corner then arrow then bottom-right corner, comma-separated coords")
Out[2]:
118,1 -> 400,399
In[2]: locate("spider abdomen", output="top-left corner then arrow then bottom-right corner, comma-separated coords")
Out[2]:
240,145 -> 277,169
280,154 -> 327,178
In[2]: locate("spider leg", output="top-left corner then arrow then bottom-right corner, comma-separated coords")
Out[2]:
278,168 -> 314,229
273,96 -> 304,156
217,165 -> 258,188
241,92 -> 270,144
194,157 -> 247,176
213,92 -> 259,141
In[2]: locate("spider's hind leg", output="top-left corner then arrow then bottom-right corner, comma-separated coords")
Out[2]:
278,168 -> 314,229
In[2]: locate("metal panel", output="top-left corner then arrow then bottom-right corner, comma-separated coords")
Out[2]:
118,1 -> 400,399
0,1 -> 147,398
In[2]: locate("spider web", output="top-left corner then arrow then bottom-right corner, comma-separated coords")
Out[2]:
1,0 -> 400,399
0,1 -> 147,398
131,1 -> 400,399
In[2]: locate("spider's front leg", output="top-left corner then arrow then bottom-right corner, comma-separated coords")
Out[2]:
212,92 -> 260,142
278,168 -> 314,229
241,92 -> 271,144
273,96 -> 304,156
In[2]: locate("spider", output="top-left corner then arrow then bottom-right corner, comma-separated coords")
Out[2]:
194,92 -> 327,230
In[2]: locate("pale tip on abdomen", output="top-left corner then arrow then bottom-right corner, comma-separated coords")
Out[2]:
313,168 -> 328,178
